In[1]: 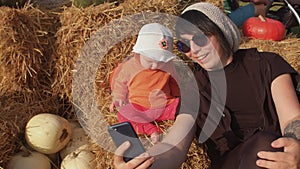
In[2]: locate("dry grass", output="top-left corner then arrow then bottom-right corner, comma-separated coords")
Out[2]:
0,3 -> 59,95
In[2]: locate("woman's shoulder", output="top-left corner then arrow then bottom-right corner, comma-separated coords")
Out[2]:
235,48 -> 275,57
234,48 -> 298,81
234,48 -> 286,63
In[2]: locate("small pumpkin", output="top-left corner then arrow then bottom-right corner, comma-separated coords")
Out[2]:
60,144 -> 97,169
243,15 -> 286,41
25,113 -> 72,154
60,127 -> 89,159
7,149 -> 51,169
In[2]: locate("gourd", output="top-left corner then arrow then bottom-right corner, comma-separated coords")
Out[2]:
60,127 -> 89,159
25,113 -> 72,154
61,145 -> 96,169
243,15 -> 286,41
7,149 -> 51,169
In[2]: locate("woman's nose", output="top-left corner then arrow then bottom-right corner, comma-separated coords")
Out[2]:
190,40 -> 201,53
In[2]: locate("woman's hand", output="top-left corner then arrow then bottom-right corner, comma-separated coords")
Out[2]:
113,141 -> 154,169
256,137 -> 300,169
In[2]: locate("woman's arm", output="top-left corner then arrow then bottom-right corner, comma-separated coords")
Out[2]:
148,113 -> 197,169
271,74 -> 300,134
113,113 -> 197,169
256,73 -> 300,169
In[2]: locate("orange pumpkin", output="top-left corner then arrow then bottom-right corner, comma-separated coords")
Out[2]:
243,15 -> 286,41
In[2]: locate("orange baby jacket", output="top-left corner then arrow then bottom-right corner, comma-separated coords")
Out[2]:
111,55 -> 180,109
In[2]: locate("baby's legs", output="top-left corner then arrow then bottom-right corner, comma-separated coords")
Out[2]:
150,131 -> 161,144
117,111 -> 161,144
213,131 -> 282,169
117,100 -> 179,144
133,122 -> 162,144
156,98 -> 179,121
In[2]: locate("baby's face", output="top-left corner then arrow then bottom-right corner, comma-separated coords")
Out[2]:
139,54 -> 167,70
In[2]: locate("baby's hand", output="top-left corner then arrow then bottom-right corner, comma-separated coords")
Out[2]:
109,100 -> 126,112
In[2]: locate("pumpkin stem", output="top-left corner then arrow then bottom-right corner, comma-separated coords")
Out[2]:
72,151 -> 79,158
20,146 -> 32,157
258,15 -> 266,22
60,128 -> 69,142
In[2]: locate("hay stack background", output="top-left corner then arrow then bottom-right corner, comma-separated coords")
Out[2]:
0,4 -> 59,95
0,0 -> 299,168
51,0 -> 188,99
0,4 -> 64,167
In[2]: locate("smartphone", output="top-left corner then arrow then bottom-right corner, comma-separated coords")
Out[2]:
108,122 -> 146,162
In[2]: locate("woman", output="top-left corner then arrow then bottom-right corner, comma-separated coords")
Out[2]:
113,2 -> 300,169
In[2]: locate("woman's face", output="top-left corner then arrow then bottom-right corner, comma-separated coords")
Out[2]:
178,34 -> 232,71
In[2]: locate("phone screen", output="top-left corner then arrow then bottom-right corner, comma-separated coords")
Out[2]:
108,122 -> 146,162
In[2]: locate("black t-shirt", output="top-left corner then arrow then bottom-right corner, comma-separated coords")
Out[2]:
194,48 -> 298,156
224,50 -> 297,137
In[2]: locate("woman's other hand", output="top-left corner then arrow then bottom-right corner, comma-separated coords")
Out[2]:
256,137 -> 300,169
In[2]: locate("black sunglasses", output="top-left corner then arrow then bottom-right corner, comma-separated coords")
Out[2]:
176,34 -> 208,53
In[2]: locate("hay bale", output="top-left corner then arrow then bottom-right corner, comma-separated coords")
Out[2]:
0,4 -> 64,168
0,4 -> 59,95
52,0 -> 189,100
51,3 -> 124,100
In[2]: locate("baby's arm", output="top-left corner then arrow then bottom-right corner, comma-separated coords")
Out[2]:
110,65 -> 129,112
109,99 -> 127,112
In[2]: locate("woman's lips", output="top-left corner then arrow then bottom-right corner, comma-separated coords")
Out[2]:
195,53 -> 208,63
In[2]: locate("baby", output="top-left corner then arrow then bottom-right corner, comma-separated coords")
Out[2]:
109,23 -> 180,144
